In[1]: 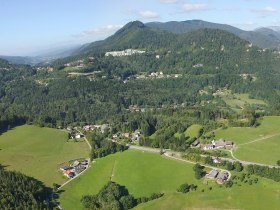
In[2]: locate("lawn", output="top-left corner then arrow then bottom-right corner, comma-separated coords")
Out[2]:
214,116 -> 280,165
59,149 -> 280,210
0,125 -> 90,186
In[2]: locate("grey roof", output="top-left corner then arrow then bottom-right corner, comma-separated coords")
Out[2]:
192,139 -> 200,146
208,170 -> 219,178
217,172 -> 229,180
72,160 -> 80,167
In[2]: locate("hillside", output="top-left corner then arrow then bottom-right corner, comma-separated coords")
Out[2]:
146,20 -> 280,50
0,20 -> 280,130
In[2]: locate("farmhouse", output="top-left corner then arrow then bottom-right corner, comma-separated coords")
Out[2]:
202,139 -> 234,150
207,169 -> 219,179
213,139 -> 233,149
101,124 -> 110,133
192,139 -> 200,147
216,172 -> 229,184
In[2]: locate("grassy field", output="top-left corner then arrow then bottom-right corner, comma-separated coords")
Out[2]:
59,150 -> 203,209
0,125 -> 90,186
175,124 -> 202,139
59,149 -> 280,210
214,116 -> 280,165
219,91 -> 266,112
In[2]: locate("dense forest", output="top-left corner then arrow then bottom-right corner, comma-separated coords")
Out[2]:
0,166 -> 50,209
0,22 -> 280,133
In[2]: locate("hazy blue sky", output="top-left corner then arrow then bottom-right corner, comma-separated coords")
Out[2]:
0,0 -> 279,55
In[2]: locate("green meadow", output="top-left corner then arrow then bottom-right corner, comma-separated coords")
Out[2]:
214,116 -> 280,165
219,92 -> 266,112
175,124 -> 202,139
59,149 -> 280,210
0,125 -> 90,186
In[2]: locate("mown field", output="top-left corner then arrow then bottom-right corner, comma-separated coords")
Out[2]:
174,124 -> 202,138
219,92 -> 266,112
59,149 -> 280,210
0,125 -> 90,186
214,116 -> 280,165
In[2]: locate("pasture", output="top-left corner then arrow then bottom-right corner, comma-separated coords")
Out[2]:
0,125 -> 90,186
214,116 -> 280,165
59,149 -> 280,210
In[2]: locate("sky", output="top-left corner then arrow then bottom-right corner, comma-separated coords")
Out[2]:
0,0 -> 279,56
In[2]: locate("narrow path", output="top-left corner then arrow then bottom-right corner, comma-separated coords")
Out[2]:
110,160 -> 117,181
76,128 -> 92,150
238,133 -> 280,146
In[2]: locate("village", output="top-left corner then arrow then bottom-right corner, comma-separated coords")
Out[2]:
63,122 -> 235,186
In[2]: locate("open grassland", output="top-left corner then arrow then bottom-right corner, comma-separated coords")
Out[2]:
175,124 -> 202,138
135,178 -> 280,210
219,91 -> 266,112
59,150 -> 204,209
59,150 -> 280,210
0,125 -> 89,186
214,116 -> 280,165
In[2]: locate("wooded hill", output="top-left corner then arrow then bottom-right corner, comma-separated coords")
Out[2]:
0,21 -> 280,130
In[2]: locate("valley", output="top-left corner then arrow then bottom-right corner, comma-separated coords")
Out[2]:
1,2 -> 280,208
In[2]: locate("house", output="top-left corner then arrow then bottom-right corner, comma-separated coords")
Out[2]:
72,160 -> 80,167
192,139 -> 200,147
216,172 -> 229,184
131,130 -> 141,141
121,133 -> 130,138
60,166 -> 72,171
208,169 -> 219,179
213,157 -> 221,164
213,139 -> 233,149
101,124 -> 110,133
202,144 -> 214,150
64,170 -> 75,178
75,133 -> 84,139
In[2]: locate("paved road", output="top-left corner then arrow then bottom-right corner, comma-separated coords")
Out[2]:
128,145 -> 280,169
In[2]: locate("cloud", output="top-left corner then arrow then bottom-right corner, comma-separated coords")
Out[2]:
158,0 -> 178,3
252,6 -> 277,16
138,10 -> 159,18
73,25 -> 123,39
181,3 -> 208,12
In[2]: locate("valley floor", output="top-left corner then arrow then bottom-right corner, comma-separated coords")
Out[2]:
58,150 -> 280,210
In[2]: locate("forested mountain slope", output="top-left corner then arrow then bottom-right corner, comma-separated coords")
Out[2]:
0,21 -> 280,130
146,20 -> 280,50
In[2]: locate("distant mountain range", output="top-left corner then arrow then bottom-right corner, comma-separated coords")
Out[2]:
2,20 -> 280,65
0,45 -> 80,65
146,20 -> 280,50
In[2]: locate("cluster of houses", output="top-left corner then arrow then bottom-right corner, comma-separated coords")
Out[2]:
191,138 -> 234,151
60,159 -> 89,179
207,169 -> 229,184
66,127 -> 84,139
135,72 -> 182,80
113,130 -> 141,142
82,124 -> 110,134
105,49 -> 145,57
